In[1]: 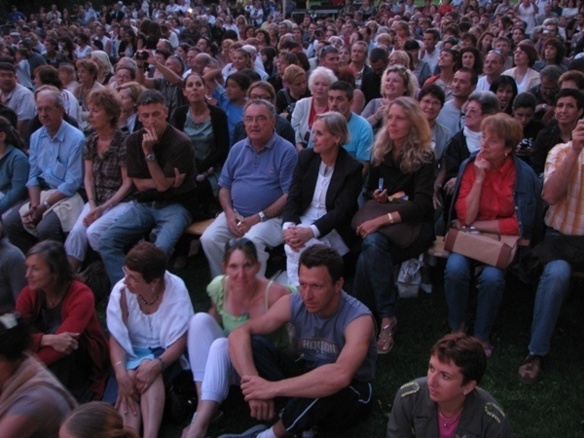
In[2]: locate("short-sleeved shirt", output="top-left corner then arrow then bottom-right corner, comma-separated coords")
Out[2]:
544,142 -> 584,236
84,129 -> 130,205
219,133 -> 298,217
126,124 -> 197,203
26,121 -> 85,196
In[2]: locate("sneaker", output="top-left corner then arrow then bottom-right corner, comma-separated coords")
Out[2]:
218,424 -> 268,438
519,354 -> 542,384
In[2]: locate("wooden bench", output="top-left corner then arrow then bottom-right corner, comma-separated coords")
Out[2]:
184,218 -> 215,237
427,236 -> 449,259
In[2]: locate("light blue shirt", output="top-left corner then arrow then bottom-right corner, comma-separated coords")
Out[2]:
26,120 -> 84,196
345,112 -> 374,162
220,133 -> 298,217
307,112 -> 374,162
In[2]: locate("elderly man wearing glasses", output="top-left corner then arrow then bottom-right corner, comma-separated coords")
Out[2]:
200,100 -> 297,278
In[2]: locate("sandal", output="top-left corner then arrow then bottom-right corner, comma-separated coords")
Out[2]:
519,354 -> 542,384
377,317 -> 397,355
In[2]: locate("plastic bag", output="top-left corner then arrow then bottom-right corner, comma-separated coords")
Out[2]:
397,255 -> 423,298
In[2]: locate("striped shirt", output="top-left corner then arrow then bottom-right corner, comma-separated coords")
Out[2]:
544,142 -> 584,236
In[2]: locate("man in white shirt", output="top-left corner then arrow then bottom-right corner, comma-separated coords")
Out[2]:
476,50 -> 506,92
421,28 -> 441,73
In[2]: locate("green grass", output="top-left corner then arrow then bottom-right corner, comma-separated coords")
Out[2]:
158,252 -> 584,437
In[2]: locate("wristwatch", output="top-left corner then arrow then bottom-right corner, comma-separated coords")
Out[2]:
258,211 -> 267,222
145,153 -> 156,162
42,200 -> 51,210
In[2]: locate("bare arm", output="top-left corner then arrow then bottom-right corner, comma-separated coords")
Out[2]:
240,314 -> 375,400
229,294 -> 292,379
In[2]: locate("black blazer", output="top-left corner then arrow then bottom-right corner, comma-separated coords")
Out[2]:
170,104 -> 229,171
282,147 -> 363,244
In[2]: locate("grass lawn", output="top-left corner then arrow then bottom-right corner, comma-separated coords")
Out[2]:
156,251 -> 584,437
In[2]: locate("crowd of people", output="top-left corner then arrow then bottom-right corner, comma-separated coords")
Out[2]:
1,0 -> 584,436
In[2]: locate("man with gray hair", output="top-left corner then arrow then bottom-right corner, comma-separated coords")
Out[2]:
529,65 -> 562,120
200,100 -> 298,277
4,87 -> 85,253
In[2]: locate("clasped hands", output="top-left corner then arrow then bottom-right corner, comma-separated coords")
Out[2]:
240,375 -> 276,421
283,226 -> 314,251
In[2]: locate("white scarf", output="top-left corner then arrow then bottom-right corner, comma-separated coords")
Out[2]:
464,126 -> 482,153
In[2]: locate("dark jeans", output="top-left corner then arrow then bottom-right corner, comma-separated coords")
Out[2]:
251,336 -> 373,435
4,201 -> 64,253
352,223 -> 434,320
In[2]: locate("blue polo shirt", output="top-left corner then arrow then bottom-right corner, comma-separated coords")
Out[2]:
219,132 -> 298,217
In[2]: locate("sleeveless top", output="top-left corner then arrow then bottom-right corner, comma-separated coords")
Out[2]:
207,275 -> 289,347
290,291 -> 376,383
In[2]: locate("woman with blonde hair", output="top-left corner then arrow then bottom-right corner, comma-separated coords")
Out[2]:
362,65 -> 417,133
275,65 -> 310,121
353,97 -> 435,355
90,50 -> 115,86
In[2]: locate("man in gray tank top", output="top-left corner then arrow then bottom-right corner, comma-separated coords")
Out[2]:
221,245 -> 377,438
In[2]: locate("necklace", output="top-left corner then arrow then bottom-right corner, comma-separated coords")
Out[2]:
138,292 -> 160,306
438,408 -> 463,428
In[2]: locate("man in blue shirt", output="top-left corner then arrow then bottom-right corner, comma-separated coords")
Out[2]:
4,87 -> 84,253
200,100 -> 297,278
327,81 -> 374,176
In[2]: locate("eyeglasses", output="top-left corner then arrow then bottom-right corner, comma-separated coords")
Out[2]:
244,115 -> 270,124
249,93 -> 272,100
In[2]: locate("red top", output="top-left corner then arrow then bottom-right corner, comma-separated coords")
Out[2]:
455,155 -> 520,235
16,280 -> 109,398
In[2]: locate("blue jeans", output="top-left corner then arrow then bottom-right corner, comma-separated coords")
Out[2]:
528,260 -> 571,356
444,253 -> 505,341
98,201 -> 192,286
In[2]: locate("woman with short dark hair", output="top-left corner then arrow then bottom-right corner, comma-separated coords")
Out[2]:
107,242 -> 194,438
387,333 -> 513,437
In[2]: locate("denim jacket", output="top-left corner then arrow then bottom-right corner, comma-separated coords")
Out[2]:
448,151 -> 543,243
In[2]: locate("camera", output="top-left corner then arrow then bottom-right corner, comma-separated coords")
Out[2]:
136,50 -> 149,60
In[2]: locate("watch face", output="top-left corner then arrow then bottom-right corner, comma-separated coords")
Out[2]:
146,153 -> 156,162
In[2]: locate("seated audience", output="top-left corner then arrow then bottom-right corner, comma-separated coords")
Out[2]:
64,89 -> 134,272
0,221 -> 26,313
519,119 -> 584,384
60,401 -> 139,438
16,240 -> 109,402
275,65 -> 310,122
489,75 -> 518,115
4,87 -> 85,254
291,66 -> 337,151
282,112 -> 362,286
200,100 -> 297,278
353,97 -> 435,355
107,242 -> 194,438
531,89 -> 584,175
387,333 -> 513,437
224,245 -> 376,438
232,81 -> 296,147
171,72 -> 229,198
0,312 -> 77,437
183,238 -> 289,438
435,91 -> 500,215
444,114 -> 541,358
513,93 -> 545,161
116,81 -> 144,134
98,90 -> 198,286
502,42 -> 540,94
0,116 -> 28,218
362,65 -> 417,135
